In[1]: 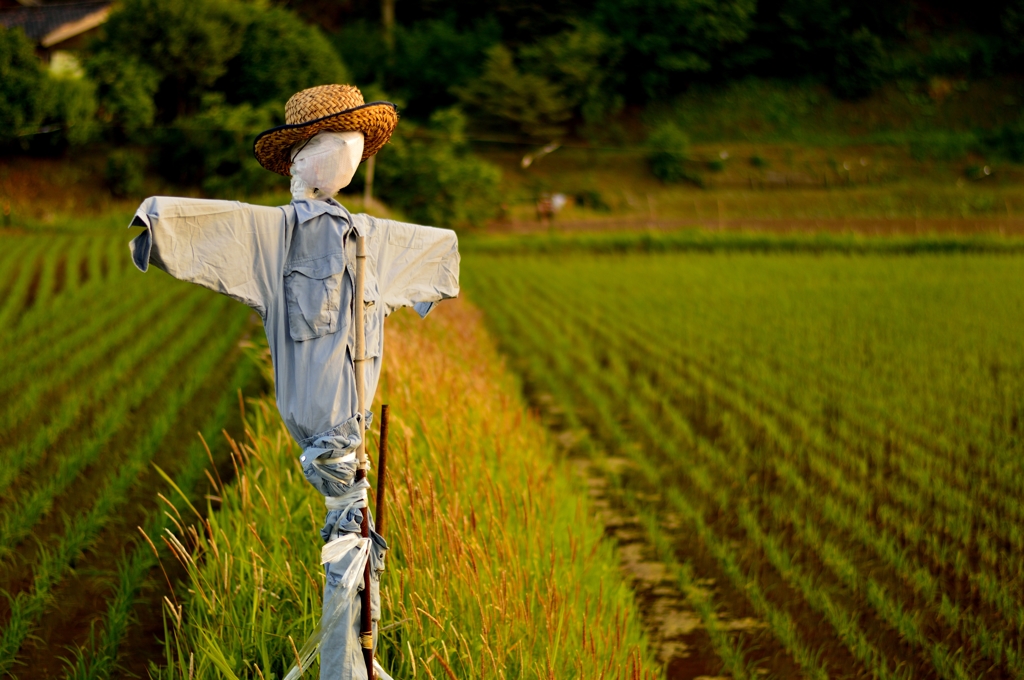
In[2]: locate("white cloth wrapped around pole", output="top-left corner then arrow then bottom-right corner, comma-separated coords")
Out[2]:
284,534 -> 371,680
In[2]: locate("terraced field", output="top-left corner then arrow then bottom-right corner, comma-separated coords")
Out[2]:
465,247 -> 1024,680
0,230 -> 259,679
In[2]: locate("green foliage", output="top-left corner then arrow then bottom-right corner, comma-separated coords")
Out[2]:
981,118 -> 1024,162
389,17 -> 501,115
453,44 -> 572,139
0,25 -> 97,149
831,27 -> 888,99
908,131 -> 977,161
646,122 -> 694,183
450,21 -> 622,135
45,75 -> 98,146
375,108 -> 502,228
157,95 -> 280,196
95,0 -> 247,116
89,0 -> 347,137
592,0 -> 756,97
225,4 -> 347,107
85,52 -> 160,135
574,189 -> 611,211
329,19 -> 390,89
105,149 -> 146,197
0,26 -> 48,140
519,22 -> 623,123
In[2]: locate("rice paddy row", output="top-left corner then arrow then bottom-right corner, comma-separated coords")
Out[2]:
0,231 -> 259,679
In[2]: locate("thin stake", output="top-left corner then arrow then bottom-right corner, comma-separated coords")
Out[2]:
376,404 -> 390,538
354,234 -> 375,678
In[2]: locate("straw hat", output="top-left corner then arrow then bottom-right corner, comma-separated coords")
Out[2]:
253,84 -> 398,176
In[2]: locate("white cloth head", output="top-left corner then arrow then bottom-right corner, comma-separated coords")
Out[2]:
290,131 -> 365,201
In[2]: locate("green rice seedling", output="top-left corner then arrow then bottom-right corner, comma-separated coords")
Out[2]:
463,246 -> 1024,680
480,274 -> 826,677
63,357 -> 259,680
0,276 -> 173,398
0,295 -> 236,556
0,238 -> 48,329
0,283 -> 185,435
16,235 -> 74,317
0,235 -> 127,347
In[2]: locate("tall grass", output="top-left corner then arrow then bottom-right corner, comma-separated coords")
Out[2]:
154,299 -> 660,679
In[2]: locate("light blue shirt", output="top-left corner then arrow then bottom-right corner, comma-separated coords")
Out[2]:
129,196 -> 460,445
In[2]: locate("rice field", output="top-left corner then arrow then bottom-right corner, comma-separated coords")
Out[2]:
464,244 -> 1024,679
154,298 -> 660,680
0,227 -> 661,679
0,230 -> 259,678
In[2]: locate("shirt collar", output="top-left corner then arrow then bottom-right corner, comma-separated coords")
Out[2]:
291,198 -> 362,235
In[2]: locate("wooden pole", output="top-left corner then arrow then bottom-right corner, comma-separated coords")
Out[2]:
375,405 -> 390,538
353,235 -> 374,679
381,0 -> 395,49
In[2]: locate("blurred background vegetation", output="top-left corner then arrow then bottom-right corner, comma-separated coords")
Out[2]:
5,0 -> 1024,228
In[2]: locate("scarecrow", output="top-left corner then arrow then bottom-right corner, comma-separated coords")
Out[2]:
128,84 -> 460,680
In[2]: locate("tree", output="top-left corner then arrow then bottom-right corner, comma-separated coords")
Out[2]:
224,5 -> 348,108
96,0 -> 247,118
519,22 -> 623,124
0,26 -> 48,140
592,0 -> 757,98
453,44 -> 572,139
85,52 -> 160,135
375,108 -> 502,228
156,94 -> 280,196
389,17 -> 501,116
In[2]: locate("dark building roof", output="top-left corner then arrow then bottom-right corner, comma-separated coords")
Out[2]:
0,2 -> 110,47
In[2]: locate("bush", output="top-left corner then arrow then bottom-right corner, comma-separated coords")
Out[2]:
105,148 -> 146,197
574,189 -> 611,212
647,122 -> 694,183
0,26 -> 48,141
375,108 -> 501,228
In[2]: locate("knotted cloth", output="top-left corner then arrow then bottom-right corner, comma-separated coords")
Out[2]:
284,425 -> 389,680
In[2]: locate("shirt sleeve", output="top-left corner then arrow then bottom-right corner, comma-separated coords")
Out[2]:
371,217 -> 460,318
129,196 -> 286,317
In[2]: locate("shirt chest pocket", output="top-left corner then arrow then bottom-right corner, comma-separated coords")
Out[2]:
283,254 -> 350,342
363,277 -> 382,358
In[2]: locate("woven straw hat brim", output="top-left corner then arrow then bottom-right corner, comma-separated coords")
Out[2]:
253,101 -> 398,176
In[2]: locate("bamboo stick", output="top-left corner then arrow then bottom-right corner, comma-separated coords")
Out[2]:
353,235 -> 375,678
